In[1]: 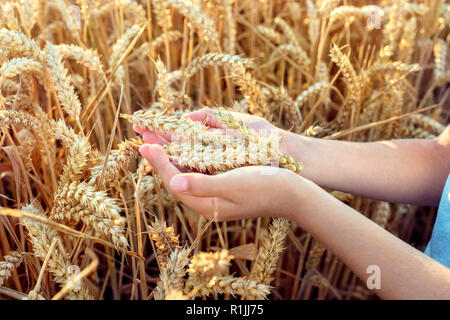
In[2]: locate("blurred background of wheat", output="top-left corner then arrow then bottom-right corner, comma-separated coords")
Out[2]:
0,0 -> 448,300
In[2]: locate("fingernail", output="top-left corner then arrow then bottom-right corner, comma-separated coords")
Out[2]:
170,176 -> 188,192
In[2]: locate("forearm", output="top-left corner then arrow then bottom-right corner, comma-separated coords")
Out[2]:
287,178 -> 450,299
282,129 -> 450,205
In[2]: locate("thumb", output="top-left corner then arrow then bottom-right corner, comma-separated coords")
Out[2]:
169,173 -> 227,198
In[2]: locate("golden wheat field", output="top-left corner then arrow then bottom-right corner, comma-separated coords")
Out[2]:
0,0 -> 448,301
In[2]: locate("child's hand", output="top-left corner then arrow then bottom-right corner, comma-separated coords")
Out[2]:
138,143 -> 303,221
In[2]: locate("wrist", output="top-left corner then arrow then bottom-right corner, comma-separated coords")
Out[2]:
279,169 -> 314,222
280,130 -> 306,161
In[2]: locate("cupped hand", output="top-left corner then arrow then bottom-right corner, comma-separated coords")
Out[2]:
138,143 -> 303,221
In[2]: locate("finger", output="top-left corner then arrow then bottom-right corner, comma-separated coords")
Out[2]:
139,144 -> 180,188
143,131 -> 169,146
169,173 -> 229,198
137,126 -> 172,142
133,125 -> 145,135
183,110 -> 225,129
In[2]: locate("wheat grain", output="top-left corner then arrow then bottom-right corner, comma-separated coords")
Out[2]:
329,5 -> 384,23
0,110 -> 40,131
398,18 -> 417,64
0,2 -> 20,32
50,201 -> 127,247
269,43 -> 310,68
330,190 -> 354,203
221,0 -> 236,54
274,17 -> 299,47
382,0 -> 404,59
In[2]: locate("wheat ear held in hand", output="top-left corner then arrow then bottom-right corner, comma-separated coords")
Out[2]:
122,109 -> 303,174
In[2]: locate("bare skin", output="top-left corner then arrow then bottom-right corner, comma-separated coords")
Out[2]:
134,109 -> 450,299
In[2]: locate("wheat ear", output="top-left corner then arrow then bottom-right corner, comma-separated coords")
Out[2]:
433,39 -> 448,84
52,120 -> 92,184
110,24 -> 141,84
166,0 -> 218,43
55,44 -> 103,72
43,42 -> 82,122
22,204 -> 93,300
149,218 -> 181,270
0,28 -> 41,59
51,181 -> 128,247
256,25 -> 284,45
185,250 -> 233,293
0,251 -> 24,285
154,248 -> 190,300
294,81 -> 328,110
250,218 -> 290,286
329,44 -> 361,127
88,138 -> 142,186
372,202 -> 391,229
202,275 -> 270,300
